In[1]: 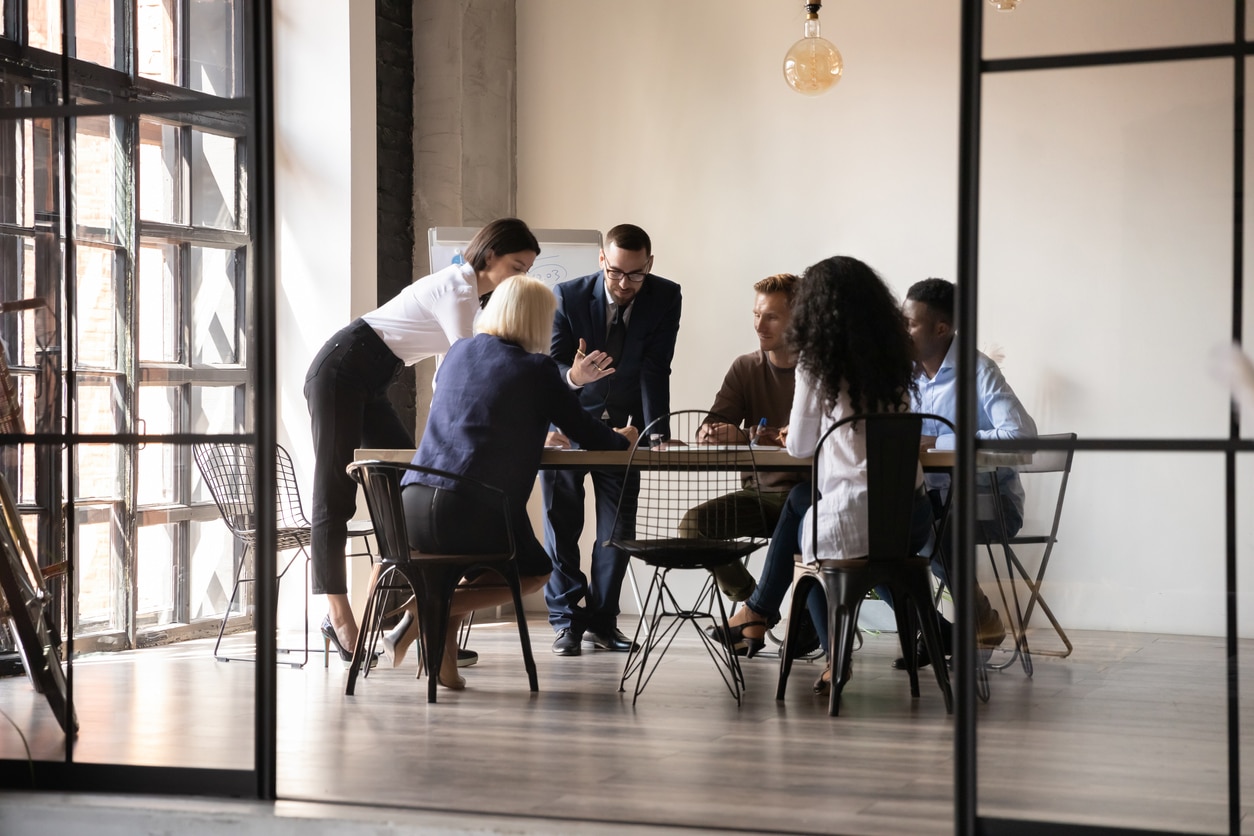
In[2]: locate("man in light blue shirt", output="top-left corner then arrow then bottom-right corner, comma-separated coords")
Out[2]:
896,278 -> 1038,667
905,278 -> 1038,537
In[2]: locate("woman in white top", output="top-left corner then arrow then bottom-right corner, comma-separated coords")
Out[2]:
304,218 -> 540,658
710,255 -> 931,690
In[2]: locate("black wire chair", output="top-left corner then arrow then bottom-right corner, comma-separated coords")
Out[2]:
607,410 -> 769,705
193,442 -> 373,668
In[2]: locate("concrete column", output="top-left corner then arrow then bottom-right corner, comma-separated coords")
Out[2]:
411,0 -> 518,442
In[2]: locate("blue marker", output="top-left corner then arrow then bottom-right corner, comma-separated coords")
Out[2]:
753,417 -> 767,445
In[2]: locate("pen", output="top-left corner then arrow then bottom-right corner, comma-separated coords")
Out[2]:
753,417 -> 767,444
626,414 -> 633,427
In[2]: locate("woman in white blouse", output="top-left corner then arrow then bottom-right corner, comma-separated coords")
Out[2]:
709,255 -> 932,692
304,218 -> 540,659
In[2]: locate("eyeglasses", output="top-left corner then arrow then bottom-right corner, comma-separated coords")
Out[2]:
602,250 -> 651,284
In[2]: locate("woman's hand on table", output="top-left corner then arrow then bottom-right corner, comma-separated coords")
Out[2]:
546,430 -> 571,449
614,425 -> 639,446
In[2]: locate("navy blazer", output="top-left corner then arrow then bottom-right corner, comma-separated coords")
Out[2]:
550,271 -> 682,437
404,334 -> 628,514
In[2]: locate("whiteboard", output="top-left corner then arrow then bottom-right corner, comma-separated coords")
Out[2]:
427,227 -> 602,290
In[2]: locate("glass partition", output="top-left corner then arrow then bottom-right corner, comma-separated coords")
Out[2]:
0,0 -> 262,795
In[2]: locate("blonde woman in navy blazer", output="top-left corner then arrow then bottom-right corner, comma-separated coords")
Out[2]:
386,276 -> 637,689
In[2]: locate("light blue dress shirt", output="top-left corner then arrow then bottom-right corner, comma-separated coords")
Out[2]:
912,338 -> 1038,530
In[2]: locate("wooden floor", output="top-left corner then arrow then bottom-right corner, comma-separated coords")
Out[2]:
1,622 -> 1250,835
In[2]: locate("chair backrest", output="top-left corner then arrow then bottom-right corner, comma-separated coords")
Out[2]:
192,443 -> 309,540
346,460 -> 514,562
811,411 -> 954,560
1006,432 -> 1076,544
616,409 -> 769,546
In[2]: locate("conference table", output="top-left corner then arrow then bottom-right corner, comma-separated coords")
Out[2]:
355,446 -> 971,471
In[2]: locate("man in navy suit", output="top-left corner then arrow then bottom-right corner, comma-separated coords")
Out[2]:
541,224 -> 682,656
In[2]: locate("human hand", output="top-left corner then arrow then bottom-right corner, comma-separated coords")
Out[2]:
614,425 -> 639,446
546,430 -> 571,449
570,338 -> 615,386
777,424 -> 789,447
751,425 -> 783,447
919,434 -> 938,451
696,422 -> 736,444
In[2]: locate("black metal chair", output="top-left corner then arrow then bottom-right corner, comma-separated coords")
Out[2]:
192,442 -> 374,668
775,412 -> 953,716
344,460 -> 538,703
607,410 -> 769,705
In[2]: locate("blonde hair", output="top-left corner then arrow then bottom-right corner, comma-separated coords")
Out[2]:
476,275 -> 557,354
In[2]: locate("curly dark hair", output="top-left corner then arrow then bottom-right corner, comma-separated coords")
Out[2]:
787,255 -> 916,415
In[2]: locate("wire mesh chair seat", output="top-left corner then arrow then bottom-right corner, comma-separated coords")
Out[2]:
608,410 -> 770,706
345,460 -> 538,704
192,442 -> 374,669
775,412 -> 954,716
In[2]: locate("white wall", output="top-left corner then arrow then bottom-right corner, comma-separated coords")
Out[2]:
274,0 -> 377,626
516,0 -> 1250,636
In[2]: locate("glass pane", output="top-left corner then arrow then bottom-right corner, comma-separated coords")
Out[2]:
74,115 -> 120,238
27,0 -> 62,52
75,506 -> 122,633
138,242 -> 179,362
190,516 -> 237,620
136,522 -> 174,619
0,118 -> 34,226
139,119 -> 181,223
190,129 -> 237,228
137,390 -> 180,505
985,0 -> 1233,60
74,0 -> 116,68
189,0 -> 238,97
75,388 -> 122,499
75,244 -> 120,369
137,0 -> 177,84
190,246 -> 238,364
190,383 -> 239,436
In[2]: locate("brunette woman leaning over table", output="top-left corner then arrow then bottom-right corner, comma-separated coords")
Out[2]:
382,275 -> 636,689
708,254 -> 934,695
304,219 -> 540,661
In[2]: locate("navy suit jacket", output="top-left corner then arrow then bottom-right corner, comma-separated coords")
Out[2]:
550,271 -> 682,438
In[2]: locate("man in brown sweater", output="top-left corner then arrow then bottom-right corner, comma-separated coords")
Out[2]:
683,273 -> 803,601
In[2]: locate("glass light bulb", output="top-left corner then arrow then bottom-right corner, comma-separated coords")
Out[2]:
783,17 -> 842,96
989,0 -> 1019,10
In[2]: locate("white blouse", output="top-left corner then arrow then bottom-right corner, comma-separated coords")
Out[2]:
361,262 -> 480,365
785,367 -> 922,563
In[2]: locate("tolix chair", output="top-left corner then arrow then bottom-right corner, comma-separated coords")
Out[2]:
345,460 -> 537,703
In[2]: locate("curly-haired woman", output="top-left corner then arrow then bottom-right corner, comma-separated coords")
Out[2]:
709,255 -> 933,692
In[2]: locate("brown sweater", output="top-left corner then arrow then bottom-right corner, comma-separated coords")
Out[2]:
706,350 -> 802,493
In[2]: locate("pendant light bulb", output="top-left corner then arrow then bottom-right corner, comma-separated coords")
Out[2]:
783,4 -> 842,96
989,0 -> 1020,10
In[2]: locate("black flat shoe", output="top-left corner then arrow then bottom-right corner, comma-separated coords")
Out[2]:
707,621 -> 767,658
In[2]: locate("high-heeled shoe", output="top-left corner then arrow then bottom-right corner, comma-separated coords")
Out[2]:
813,665 -> 832,696
707,620 -> 767,658
320,615 -> 379,668
382,610 -> 419,669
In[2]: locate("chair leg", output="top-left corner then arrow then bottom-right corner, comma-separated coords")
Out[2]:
822,572 -> 862,717
410,568 -> 458,704
214,544 -> 251,663
503,565 -> 539,693
346,564 -> 388,695
888,582 -> 921,698
776,574 -> 820,701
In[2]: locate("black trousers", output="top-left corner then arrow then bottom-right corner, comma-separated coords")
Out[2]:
304,319 -> 412,595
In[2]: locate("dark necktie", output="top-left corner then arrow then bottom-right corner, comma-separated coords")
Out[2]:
605,305 -> 627,364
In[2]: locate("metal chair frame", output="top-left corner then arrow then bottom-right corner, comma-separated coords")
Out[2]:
608,410 -> 769,706
192,442 -> 374,668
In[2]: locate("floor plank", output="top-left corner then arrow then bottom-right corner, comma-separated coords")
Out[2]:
0,622 -> 1249,835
